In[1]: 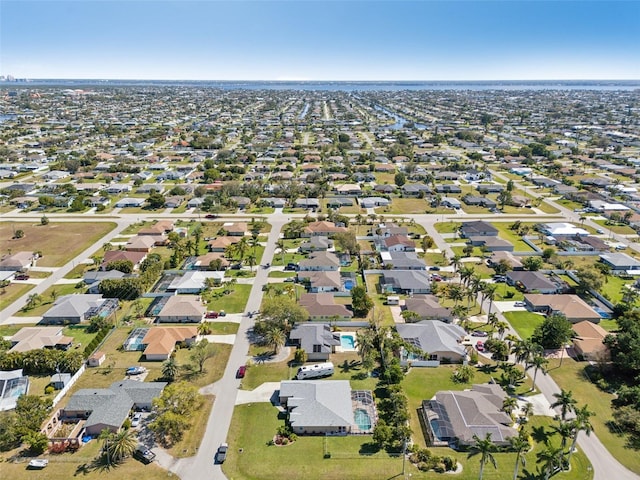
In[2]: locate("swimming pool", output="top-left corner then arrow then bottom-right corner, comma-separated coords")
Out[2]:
593,307 -> 612,319
344,280 -> 355,291
340,334 -> 356,351
354,408 -> 372,430
430,419 -> 445,441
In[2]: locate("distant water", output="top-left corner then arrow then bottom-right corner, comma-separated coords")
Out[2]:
2,79 -> 639,91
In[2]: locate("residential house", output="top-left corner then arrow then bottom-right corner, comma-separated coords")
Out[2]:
141,327 -> 198,361
207,236 -> 241,252
465,169 -> 489,182
335,184 -> 362,196
101,250 -> 147,271
289,323 -> 340,361
299,236 -> 333,253
298,251 -> 341,271
297,271 -> 342,293
599,253 -> 640,274
381,271 -> 431,294
325,197 -> 354,208
440,197 -> 461,210
524,294 -> 601,323
302,221 -> 348,238
295,198 -> 321,210
114,197 -> 146,208
299,293 -> 353,321
166,271 -> 225,294
538,223 -> 589,237
422,383 -> 517,447
488,251 -> 523,270
125,235 -> 156,252
61,380 -> 167,435
225,223 -> 248,236
380,251 -> 427,270
459,221 -> 498,238
506,271 -> 560,294
372,223 -> 409,239
572,321 -> 610,361
376,235 -> 416,252
467,236 -> 514,252
0,251 -> 37,271
359,197 -> 390,208
463,195 -> 497,209
9,327 -> 73,352
476,184 -> 504,194
396,321 -> 467,365
403,296 -> 452,322
41,295 -> 118,325
156,295 -> 205,323
192,252 -> 230,270
279,380 -> 367,435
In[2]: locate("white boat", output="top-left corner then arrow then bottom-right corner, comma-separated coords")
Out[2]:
28,458 -> 49,468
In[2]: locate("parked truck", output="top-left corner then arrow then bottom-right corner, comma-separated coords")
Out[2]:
295,362 -> 335,380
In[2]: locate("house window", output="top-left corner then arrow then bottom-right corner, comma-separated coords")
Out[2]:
428,354 -> 438,361
313,344 -> 322,353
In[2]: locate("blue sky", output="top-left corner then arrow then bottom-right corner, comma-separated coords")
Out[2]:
1,0 -> 638,80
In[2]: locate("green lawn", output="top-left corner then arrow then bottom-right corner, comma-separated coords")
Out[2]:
15,283 -> 87,316
547,355 -> 640,474
205,283 -> 253,313
491,223 -> 536,252
206,322 -> 240,335
268,270 -> 296,278
493,284 -> 525,301
0,282 -> 34,311
434,222 -> 461,234
379,198 -> 429,214
503,310 -> 546,339
599,275 -> 634,304
63,325 -> 98,347
593,219 -> 636,235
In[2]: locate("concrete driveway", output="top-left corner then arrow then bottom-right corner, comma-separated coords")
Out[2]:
235,382 -> 280,405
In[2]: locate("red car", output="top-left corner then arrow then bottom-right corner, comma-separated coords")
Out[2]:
205,311 -> 219,319
476,341 -> 485,352
236,365 -> 247,378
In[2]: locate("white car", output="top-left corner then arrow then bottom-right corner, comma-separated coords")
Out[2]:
514,301 -> 526,307
131,412 -> 143,427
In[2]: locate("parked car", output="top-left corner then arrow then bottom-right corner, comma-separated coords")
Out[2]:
471,331 -> 488,337
236,365 -> 247,378
126,366 -> 147,376
284,263 -> 298,271
514,301 -> 526,307
476,341 -> 485,352
262,263 -> 271,269
596,229 -> 605,234
215,443 -> 228,463
14,274 -> 30,280
131,412 -> 143,427
205,214 -> 218,219
134,445 -> 156,464
429,266 -> 441,271
205,311 -> 219,319
283,277 -> 295,282
218,310 -> 226,317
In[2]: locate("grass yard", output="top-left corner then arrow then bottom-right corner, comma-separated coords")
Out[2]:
364,274 -> 394,326
267,270 -> 296,278
242,351 -> 294,390
0,222 -> 117,267
503,310 -> 545,339
379,198 -> 429,214
0,440 -> 171,480
493,283 -> 525,301
434,222 -> 461,234
599,275 -> 635,304
204,283 -> 253,313
491,222 -> 537,252
547,355 -> 640,474
168,394 -> 215,458
593,219 -> 636,235
63,324 -> 99,347
0,282 -> 33,311
15,283 -> 87,316
205,322 -> 239,335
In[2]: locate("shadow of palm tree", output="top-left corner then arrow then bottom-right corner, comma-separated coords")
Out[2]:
518,467 -> 541,480
359,442 -> 381,456
339,359 -> 362,373
531,425 -> 550,444
478,364 -> 498,374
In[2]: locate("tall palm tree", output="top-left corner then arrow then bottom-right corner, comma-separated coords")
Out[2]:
459,265 -> 475,286
265,326 -> 286,354
482,283 -> 498,316
447,284 -> 465,308
552,389 -> 577,422
551,420 -> 574,465
495,320 -> 509,340
275,239 -> 286,265
529,354 -> 549,392
468,433 -> 497,480
107,429 -> 138,463
162,357 -> 179,382
566,404 -> 595,466
502,396 -> 519,417
233,237 -> 249,264
536,444 -> 564,480
509,431 -> 529,480
451,254 -> 462,273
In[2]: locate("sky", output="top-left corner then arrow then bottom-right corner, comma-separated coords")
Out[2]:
0,0 -> 639,81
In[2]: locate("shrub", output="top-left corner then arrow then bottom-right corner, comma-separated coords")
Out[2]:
44,385 -> 54,395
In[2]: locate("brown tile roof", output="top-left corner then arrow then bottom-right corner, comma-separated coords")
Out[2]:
142,327 -> 198,356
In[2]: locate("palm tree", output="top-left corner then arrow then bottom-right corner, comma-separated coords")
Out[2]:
536,444 -> 564,480
509,431 -> 529,480
162,357 -> 179,382
233,237 -> 249,264
105,428 -> 137,464
502,396 -> 519,418
447,284 -> 465,308
512,339 -> 541,365
275,239 -> 286,265
198,321 -> 213,335
482,283 -> 498,316
451,254 -> 462,273
495,320 -> 509,340
552,389 -> 577,422
566,404 -> 595,466
529,354 -> 549,392
468,433 -> 497,480
459,265 -> 475,286
265,326 -> 286,354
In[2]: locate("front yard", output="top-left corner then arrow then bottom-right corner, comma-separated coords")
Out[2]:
503,310 -> 545,339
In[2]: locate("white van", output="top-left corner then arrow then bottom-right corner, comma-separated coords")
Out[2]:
295,362 -> 335,380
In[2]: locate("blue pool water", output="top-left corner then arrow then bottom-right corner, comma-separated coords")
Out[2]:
341,334 -> 356,350
344,280 -> 355,290
593,307 -> 612,319
430,419 -> 444,441
354,409 -> 372,430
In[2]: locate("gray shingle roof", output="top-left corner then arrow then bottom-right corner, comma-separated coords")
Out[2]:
280,380 -> 354,428
396,320 -> 466,356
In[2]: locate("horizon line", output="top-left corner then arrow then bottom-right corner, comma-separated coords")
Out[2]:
3,78 -> 640,83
